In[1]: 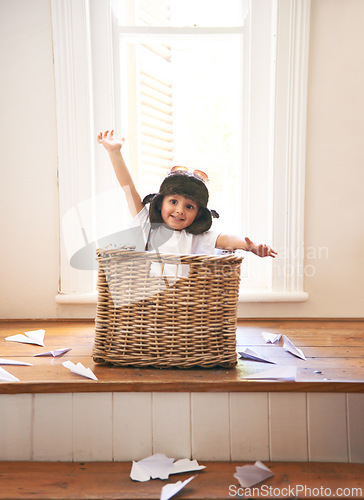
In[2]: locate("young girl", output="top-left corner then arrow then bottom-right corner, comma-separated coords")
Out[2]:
98,130 -> 277,259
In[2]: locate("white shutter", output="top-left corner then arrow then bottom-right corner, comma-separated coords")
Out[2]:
128,0 -> 174,190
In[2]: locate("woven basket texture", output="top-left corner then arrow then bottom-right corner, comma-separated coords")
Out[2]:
93,249 -> 243,368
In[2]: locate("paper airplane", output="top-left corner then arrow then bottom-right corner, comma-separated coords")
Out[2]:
234,460 -> 274,488
5,329 -> 45,347
160,476 -> 195,500
130,454 -> 205,482
131,454 -> 174,482
62,360 -> 97,380
0,367 -> 20,382
283,335 -> 306,360
0,358 -> 32,366
170,458 -> 205,475
262,332 -> 281,343
243,365 -> 297,381
238,348 -> 276,364
34,348 -> 71,358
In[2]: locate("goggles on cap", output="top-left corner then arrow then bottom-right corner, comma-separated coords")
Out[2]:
169,165 -> 209,183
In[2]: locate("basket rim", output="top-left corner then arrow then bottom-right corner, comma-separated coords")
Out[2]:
96,248 -> 244,264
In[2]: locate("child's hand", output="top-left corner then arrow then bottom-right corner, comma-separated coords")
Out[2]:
245,237 -> 277,258
97,130 -> 125,152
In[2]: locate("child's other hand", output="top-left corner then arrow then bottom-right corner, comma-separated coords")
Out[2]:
245,237 -> 277,258
97,130 -> 125,152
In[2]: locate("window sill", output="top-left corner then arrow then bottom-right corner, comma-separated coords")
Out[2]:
56,293 -> 98,305
238,291 -> 309,303
55,291 -> 309,305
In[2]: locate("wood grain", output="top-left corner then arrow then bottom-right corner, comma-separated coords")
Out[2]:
0,320 -> 363,394
0,461 -> 363,499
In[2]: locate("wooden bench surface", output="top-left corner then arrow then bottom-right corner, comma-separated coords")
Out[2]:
0,319 -> 363,394
0,461 -> 363,499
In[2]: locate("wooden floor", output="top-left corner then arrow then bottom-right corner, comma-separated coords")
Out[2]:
0,461 -> 363,499
0,319 -> 363,393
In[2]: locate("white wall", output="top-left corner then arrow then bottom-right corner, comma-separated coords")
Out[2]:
0,0 -> 363,319
0,0 -> 59,318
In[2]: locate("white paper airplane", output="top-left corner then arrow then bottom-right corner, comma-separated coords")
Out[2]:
238,348 -> 276,364
234,460 -> 274,488
34,348 -> 71,358
0,358 -> 32,366
130,454 -> 204,482
243,365 -> 297,381
262,331 -> 281,343
62,360 -> 97,380
131,454 -> 174,482
5,329 -> 45,347
170,458 -> 205,475
0,367 -> 20,382
160,476 -> 195,500
283,335 -> 306,360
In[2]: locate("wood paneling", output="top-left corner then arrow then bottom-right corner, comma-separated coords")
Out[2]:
152,392 -> 191,458
230,392 -> 269,461
114,392 -> 153,461
73,393 -> 113,461
33,393 -> 73,460
269,393 -> 308,461
308,393 -> 348,462
191,393 -> 230,460
0,394 -> 32,460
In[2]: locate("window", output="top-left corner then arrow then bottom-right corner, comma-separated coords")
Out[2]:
52,0 -> 310,304
113,0 -> 246,236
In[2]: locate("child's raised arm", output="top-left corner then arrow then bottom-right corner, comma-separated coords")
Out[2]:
98,130 -> 143,218
216,234 -> 277,258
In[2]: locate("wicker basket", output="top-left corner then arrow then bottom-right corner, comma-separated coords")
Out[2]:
93,249 -> 243,368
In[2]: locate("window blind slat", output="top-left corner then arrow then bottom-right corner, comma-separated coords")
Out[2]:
140,156 -> 172,169
142,107 -> 173,126
141,85 -> 173,106
141,43 -> 171,61
142,126 -> 174,143
142,137 -> 174,153
141,70 -> 172,91
139,0 -> 170,23
131,0 -> 174,190
141,97 -> 173,116
142,116 -> 173,134
141,73 -> 172,96
142,145 -> 174,161
139,11 -> 170,27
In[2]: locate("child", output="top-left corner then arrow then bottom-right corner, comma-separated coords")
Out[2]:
98,130 -> 277,258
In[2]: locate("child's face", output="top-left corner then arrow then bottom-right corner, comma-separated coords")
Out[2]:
160,194 -> 199,231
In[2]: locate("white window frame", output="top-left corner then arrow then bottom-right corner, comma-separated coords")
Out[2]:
53,0 -> 310,305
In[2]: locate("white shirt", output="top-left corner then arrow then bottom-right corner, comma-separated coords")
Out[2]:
131,206 -> 219,255
130,206 -> 219,278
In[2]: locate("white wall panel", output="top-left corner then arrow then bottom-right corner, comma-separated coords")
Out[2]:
33,393 -> 73,460
0,394 -> 32,460
0,390 -> 362,462
152,393 -> 191,459
113,392 -> 152,461
230,392 -> 269,461
269,393 -> 308,461
347,393 -> 364,463
191,393 -> 230,460
73,392 -> 113,461
308,393 -> 348,462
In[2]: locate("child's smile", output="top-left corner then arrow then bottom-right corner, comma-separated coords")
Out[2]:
161,194 -> 199,230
